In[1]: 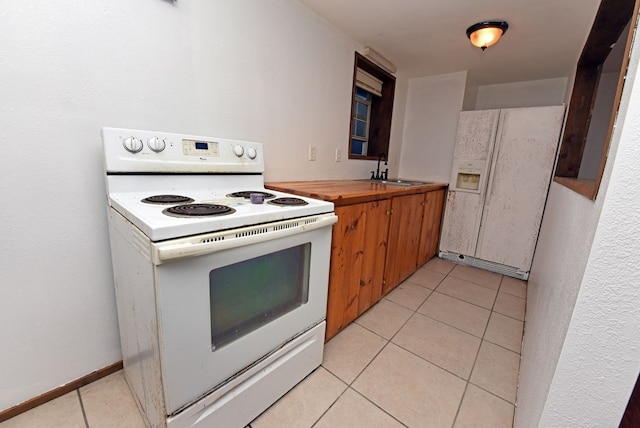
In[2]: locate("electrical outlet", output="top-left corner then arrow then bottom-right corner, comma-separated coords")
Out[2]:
335,148 -> 342,162
308,145 -> 317,161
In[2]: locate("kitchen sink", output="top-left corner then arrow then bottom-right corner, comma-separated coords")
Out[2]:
359,178 -> 434,186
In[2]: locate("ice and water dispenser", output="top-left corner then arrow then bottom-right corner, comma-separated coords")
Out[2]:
449,159 -> 486,193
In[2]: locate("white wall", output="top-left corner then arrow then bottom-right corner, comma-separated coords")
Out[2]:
516,27 -> 640,427
475,77 -> 568,109
398,71 -> 467,182
0,0 -> 400,411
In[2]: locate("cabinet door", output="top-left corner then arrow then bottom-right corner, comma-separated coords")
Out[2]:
326,204 -> 367,339
358,199 -> 391,316
384,193 -> 424,294
417,189 -> 446,266
325,200 -> 391,341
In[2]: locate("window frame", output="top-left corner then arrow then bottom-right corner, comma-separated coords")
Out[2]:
348,52 -> 396,160
554,0 -> 639,199
351,88 -> 372,156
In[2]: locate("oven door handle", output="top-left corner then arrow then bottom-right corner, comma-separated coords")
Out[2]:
152,213 -> 337,264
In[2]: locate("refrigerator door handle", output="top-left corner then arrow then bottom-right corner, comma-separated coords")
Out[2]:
482,111 -> 506,207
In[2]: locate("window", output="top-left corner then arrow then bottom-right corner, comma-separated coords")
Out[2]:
348,52 -> 396,160
554,0 -> 638,199
351,87 -> 372,155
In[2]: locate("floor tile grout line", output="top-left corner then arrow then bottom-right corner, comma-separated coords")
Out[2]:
319,338 -> 411,426
467,379 -> 519,407
408,309 -> 486,342
387,340 -> 477,386
355,267 -> 476,427
352,268 -> 523,386
345,387 -> 410,428
308,381 -> 350,428
76,389 -> 90,428
448,268 -> 510,427
382,275 -> 482,384
338,260 -> 521,426
414,297 -> 491,339
403,279 -> 441,291
450,381 -> 471,428
427,289 -> 495,313
447,275 -> 502,291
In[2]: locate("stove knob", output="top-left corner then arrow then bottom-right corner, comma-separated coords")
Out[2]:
247,147 -> 257,159
233,144 -> 245,157
123,137 -> 143,153
147,136 -> 166,153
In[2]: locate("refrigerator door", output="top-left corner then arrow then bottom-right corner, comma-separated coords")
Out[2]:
439,190 -> 483,255
475,105 -> 565,271
440,109 -> 499,256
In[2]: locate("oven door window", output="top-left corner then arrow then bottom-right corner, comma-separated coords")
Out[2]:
209,243 -> 311,350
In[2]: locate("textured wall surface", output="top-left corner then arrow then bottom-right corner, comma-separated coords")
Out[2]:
0,0 -> 384,410
516,25 -> 640,427
538,43 -> 640,426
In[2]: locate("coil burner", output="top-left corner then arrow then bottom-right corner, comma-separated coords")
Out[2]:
163,203 -> 236,218
268,197 -> 309,206
142,195 -> 195,204
226,191 -> 276,199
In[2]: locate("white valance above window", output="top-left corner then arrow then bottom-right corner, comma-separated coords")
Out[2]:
356,68 -> 383,97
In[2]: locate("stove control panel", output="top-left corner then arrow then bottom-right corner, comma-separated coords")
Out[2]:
183,139 -> 220,157
103,127 -> 264,174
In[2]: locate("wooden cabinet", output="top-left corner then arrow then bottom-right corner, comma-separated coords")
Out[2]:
417,189 -> 446,266
264,180 -> 447,341
383,193 -> 425,294
382,189 -> 446,294
326,199 -> 390,340
325,189 -> 445,340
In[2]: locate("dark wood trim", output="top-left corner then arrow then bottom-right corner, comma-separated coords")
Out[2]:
348,52 -> 396,160
553,176 -> 597,197
554,0 -> 638,199
555,66 -> 602,178
593,0 -> 639,200
620,372 -> 640,427
0,360 -> 123,423
580,0 -> 636,66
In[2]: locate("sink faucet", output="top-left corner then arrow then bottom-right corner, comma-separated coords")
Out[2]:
371,152 -> 388,180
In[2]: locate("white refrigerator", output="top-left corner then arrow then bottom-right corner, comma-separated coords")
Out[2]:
439,105 -> 565,279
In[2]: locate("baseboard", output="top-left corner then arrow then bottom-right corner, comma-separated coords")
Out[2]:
0,360 -> 123,423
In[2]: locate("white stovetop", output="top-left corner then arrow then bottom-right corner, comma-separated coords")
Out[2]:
102,127 -> 334,241
106,175 -> 333,242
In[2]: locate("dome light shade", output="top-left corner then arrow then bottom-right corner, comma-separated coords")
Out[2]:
466,21 -> 509,50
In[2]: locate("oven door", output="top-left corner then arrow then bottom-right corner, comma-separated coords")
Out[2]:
152,213 -> 336,414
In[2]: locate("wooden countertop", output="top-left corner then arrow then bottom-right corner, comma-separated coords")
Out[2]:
265,180 -> 447,207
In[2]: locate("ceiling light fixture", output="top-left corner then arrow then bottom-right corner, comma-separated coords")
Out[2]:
466,20 -> 509,51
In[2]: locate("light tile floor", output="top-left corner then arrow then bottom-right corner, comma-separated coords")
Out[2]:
1,258 -> 527,428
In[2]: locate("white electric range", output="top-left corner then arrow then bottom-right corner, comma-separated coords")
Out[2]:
103,127 -> 336,428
